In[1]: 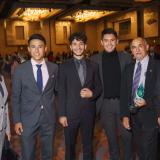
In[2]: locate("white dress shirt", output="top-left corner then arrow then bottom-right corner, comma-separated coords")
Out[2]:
31,58 -> 49,91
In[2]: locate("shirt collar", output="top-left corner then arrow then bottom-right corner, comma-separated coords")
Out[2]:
31,58 -> 45,66
136,55 -> 149,66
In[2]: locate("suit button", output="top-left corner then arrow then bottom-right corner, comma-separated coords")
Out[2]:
1,106 -> 3,109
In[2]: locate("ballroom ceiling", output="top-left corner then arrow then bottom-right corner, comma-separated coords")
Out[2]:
0,0 -> 158,21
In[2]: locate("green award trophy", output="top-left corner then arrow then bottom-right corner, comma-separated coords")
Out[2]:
129,83 -> 144,113
136,83 -> 144,100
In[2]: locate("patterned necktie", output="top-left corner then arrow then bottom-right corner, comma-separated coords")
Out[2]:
36,64 -> 43,92
0,82 -> 4,97
132,62 -> 142,100
77,60 -> 85,86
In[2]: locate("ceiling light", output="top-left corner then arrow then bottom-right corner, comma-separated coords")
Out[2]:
62,10 -> 116,22
11,8 -> 63,21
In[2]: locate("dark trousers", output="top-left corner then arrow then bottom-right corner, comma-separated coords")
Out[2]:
64,108 -> 95,160
21,109 -> 55,160
100,98 -> 133,160
157,131 -> 160,160
131,116 -> 158,160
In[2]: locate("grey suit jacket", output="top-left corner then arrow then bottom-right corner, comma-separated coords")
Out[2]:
12,60 -> 58,127
91,51 -> 131,114
0,76 -> 10,133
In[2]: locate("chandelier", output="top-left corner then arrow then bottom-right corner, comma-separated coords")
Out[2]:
63,10 -> 116,22
11,8 -> 62,21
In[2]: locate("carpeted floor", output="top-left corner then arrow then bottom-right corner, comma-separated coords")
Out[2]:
10,121 -> 110,160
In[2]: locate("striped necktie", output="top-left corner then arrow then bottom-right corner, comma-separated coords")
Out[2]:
132,62 -> 142,100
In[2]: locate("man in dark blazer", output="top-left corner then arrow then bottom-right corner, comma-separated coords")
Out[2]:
120,37 -> 160,160
91,28 -> 132,160
58,32 -> 102,160
12,33 -> 58,160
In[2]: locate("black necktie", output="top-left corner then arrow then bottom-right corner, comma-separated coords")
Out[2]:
36,64 -> 43,92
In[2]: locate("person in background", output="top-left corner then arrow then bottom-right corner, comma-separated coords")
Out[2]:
120,37 -> 160,160
91,28 -> 132,160
12,33 -> 58,160
0,73 -> 11,158
58,32 -> 102,160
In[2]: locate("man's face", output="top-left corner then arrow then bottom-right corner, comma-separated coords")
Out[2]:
131,38 -> 149,61
101,33 -> 118,53
70,39 -> 86,59
28,39 -> 47,63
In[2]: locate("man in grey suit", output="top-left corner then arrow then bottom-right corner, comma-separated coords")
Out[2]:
12,33 -> 58,160
91,28 -> 132,160
0,75 -> 10,159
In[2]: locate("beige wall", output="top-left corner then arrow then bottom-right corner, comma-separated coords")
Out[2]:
0,7 -> 159,55
0,20 -> 17,55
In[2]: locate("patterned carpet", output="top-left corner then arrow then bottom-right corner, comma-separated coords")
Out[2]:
10,121 -> 110,160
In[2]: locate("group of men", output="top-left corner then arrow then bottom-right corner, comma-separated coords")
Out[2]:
11,28 -> 160,160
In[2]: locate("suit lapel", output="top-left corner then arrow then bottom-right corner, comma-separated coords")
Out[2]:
98,53 -> 103,86
70,58 -> 83,87
28,61 -> 39,91
118,53 -> 123,73
42,61 -> 53,93
144,58 -> 154,96
128,62 -> 135,96
84,59 -> 90,86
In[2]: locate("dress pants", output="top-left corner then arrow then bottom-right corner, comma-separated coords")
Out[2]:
100,98 -> 133,160
64,107 -> 95,160
21,109 -> 55,160
157,131 -> 160,160
131,115 -> 158,160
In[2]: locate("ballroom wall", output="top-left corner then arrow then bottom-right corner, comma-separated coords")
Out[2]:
0,6 -> 159,55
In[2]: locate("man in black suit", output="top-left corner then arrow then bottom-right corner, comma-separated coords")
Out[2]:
12,34 -> 58,160
58,32 -> 102,160
91,28 -> 132,160
120,37 -> 160,160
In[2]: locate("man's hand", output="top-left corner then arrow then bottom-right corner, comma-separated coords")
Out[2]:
15,122 -> 23,135
122,117 -> 131,130
158,117 -> 160,126
134,98 -> 146,108
59,116 -> 68,127
80,88 -> 93,98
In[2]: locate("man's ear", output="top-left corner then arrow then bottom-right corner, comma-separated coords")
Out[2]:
70,45 -> 72,51
146,44 -> 149,51
45,46 -> 48,53
27,46 -> 30,53
101,40 -> 103,46
116,39 -> 119,44
84,44 -> 87,50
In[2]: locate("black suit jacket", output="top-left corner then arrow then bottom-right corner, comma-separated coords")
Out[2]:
120,57 -> 160,128
58,58 -> 102,120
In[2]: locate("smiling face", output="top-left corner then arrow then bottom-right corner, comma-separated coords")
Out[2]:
28,39 -> 47,63
130,38 -> 149,61
70,39 -> 87,59
101,33 -> 118,53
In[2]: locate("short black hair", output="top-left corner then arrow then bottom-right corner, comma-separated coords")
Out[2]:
28,33 -> 46,45
101,28 -> 117,39
69,32 -> 87,44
